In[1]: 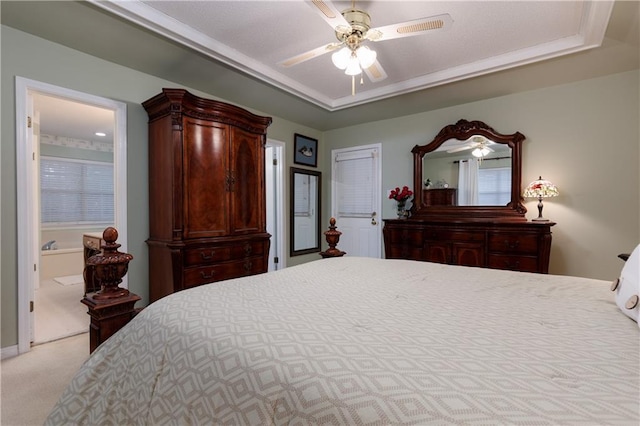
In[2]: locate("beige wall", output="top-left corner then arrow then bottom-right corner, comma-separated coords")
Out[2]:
323,70 -> 640,280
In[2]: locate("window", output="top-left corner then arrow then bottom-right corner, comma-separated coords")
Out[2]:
478,167 -> 511,205
335,150 -> 376,218
40,156 -> 114,227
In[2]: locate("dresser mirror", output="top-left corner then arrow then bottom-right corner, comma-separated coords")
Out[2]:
411,119 -> 527,220
290,167 -> 322,256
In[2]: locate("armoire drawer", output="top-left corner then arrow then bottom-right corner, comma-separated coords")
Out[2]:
184,241 -> 266,266
183,256 -> 267,288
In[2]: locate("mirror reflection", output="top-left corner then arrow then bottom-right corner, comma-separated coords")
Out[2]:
422,136 -> 512,206
290,167 -> 321,256
411,119 -> 526,220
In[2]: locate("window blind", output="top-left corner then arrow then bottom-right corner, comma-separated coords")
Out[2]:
478,167 -> 510,205
40,156 -> 114,226
335,150 -> 375,217
294,173 -> 311,216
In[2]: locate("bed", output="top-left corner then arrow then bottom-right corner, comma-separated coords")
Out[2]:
46,255 -> 639,425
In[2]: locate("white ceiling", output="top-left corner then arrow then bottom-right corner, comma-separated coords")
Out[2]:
5,0 -> 636,138
93,0 -> 615,111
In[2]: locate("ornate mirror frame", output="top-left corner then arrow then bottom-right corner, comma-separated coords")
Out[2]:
411,119 -> 527,221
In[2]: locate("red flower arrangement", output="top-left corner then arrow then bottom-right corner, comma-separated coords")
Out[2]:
388,186 -> 413,202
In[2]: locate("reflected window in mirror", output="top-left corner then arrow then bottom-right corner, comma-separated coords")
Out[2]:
290,167 -> 321,256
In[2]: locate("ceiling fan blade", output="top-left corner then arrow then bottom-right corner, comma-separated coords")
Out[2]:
306,0 -> 350,31
364,60 -> 387,83
446,144 -> 474,153
278,43 -> 341,68
367,14 -> 453,42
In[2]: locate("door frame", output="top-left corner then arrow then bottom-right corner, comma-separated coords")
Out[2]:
330,143 -> 383,258
15,77 -> 128,354
266,139 -> 286,270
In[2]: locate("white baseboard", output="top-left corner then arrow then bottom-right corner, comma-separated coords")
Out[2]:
1,345 -> 19,360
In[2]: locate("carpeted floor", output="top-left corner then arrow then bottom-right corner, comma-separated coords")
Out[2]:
0,333 -> 89,426
35,278 -> 87,344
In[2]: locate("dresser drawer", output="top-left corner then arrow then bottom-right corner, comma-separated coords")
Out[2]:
386,227 -> 424,246
183,256 -> 267,288
488,254 -> 539,272
184,241 -> 266,266
424,228 -> 484,243
488,233 -> 538,254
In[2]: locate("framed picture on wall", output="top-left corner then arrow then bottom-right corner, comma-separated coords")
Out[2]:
293,133 -> 318,167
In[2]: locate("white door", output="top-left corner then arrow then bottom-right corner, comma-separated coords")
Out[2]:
265,140 -> 285,271
331,144 -> 382,258
15,77 -> 128,354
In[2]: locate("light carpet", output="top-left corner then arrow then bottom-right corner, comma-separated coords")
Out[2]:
35,279 -> 87,344
53,274 -> 84,286
1,333 -> 89,426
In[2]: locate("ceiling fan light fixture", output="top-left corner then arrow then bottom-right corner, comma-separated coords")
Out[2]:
356,45 -> 376,69
331,47 -> 350,69
344,54 -> 362,75
472,147 -> 491,158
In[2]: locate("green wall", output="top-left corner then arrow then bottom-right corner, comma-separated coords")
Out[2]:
2,24 -> 639,351
1,25 -> 322,349
323,71 -> 640,280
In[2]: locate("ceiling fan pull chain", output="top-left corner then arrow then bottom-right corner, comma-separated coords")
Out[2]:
352,75 -> 355,96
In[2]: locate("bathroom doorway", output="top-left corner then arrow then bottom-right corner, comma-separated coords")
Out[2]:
15,77 -> 127,353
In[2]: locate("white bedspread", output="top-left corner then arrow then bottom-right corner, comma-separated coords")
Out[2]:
46,257 -> 639,425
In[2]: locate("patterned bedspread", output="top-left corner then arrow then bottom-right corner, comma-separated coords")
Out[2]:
46,257 -> 639,425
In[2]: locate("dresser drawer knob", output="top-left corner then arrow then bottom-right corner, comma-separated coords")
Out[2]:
504,240 -> 520,250
504,260 -> 520,268
200,250 -> 216,261
200,270 -> 215,280
244,261 -> 253,271
244,244 -> 252,255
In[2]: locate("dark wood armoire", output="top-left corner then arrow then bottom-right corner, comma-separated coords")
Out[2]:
143,89 -> 272,302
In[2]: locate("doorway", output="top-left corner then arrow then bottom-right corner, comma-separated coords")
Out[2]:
15,77 -> 127,353
265,140 -> 285,271
331,143 -> 382,258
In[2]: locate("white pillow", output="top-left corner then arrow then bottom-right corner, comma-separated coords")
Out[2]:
611,244 -> 640,325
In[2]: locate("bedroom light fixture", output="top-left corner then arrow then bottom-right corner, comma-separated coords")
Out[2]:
523,176 -> 559,222
471,146 -> 491,158
332,45 -> 377,75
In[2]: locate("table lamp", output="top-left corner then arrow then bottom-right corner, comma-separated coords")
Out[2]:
523,176 -> 559,222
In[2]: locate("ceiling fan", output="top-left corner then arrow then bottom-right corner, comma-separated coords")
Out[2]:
279,0 -> 452,91
447,136 -> 495,157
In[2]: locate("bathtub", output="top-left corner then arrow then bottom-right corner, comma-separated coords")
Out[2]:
40,244 -> 84,281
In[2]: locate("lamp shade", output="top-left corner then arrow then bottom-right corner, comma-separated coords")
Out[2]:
356,46 -> 376,69
344,54 -> 362,75
523,176 -> 559,198
471,147 -> 491,158
331,47 -> 350,70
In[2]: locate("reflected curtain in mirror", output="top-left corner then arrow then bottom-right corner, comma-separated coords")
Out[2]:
290,167 -> 321,256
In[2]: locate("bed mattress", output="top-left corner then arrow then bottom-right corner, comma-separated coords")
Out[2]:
46,257 -> 639,425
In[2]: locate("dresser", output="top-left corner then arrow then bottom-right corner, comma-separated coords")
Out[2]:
143,89 -> 272,302
423,188 -> 457,206
385,119 -> 557,274
383,219 -> 554,273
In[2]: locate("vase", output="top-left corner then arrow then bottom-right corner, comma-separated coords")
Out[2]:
396,200 -> 407,219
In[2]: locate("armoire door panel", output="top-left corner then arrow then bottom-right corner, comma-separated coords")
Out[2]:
183,119 -> 229,238
230,128 -> 264,234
